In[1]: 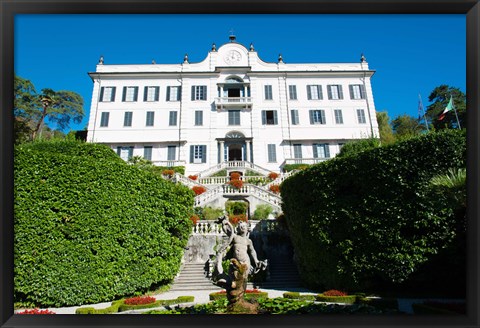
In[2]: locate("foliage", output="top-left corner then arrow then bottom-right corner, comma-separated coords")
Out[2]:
253,204 -> 274,220
281,129 -> 466,292
283,164 -> 310,172
225,201 -> 248,216
75,300 -> 124,314
202,206 -> 224,221
14,140 -> 194,307
425,85 -> 466,130
336,137 -> 380,158
376,111 -> 395,145
211,169 -> 227,177
209,289 -> 268,300
191,185 -> 206,195
315,295 -> 357,304
246,177 -> 267,186
391,114 -> 425,141
282,292 -> 316,301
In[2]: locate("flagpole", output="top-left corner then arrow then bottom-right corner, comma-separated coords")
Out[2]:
418,94 -> 429,131
450,94 -> 462,129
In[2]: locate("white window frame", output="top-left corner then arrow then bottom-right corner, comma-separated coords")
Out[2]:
334,109 -> 343,124
357,109 -> 367,124
100,87 -> 115,102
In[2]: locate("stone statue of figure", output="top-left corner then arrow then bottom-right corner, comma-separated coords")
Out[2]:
212,215 -> 268,313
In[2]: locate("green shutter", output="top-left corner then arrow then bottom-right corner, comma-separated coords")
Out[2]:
307,86 -> 312,100
309,110 -> 314,124
338,85 -> 344,99
360,85 -> 366,99
190,146 -> 194,163
133,87 -> 138,101
273,111 -> 278,125
155,87 -> 159,101
320,110 -> 326,124
261,111 -> 266,125
327,85 -> 332,99
191,86 -> 195,101
318,86 -> 323,99
111,87 -> 116,101
178,87 -> 182,100
325,144 -> 330,158
99,87 -> 105,101
312,144 -> 318,158
202,145 -> 207,163
122,87 -> 126,102
349,85 -> 354,99
144,86 -> 148,101
166,86 -> 170,101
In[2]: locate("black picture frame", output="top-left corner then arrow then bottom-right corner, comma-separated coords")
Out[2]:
1,1 -> 478,327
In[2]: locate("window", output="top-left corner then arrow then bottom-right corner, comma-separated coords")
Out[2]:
267,144 -> 277,163
288,85 -> 297,100
293,144 -> 302,159
190,145 -> 207,163
169,111 -> 178,126
144,86 -> 159,102
334,109 -> 343,124
167,146 -> 176,161
144,146 -> 152,161
122,86 -> 138,102
191,86 -> 207,101
264,85 -> 273,100
124,111 -> 133,127
195,110 -> 203,126
146,111 -> 155,126
307,85 -> 323,100
357,109 -> 367,124
327,85 -> 343,100
100,87 -> 116,102
117,146 -> 133,161
228,110 -> 241,126
349,84 -> 366,99
290,110 -> 299,125
313,144 -> 330,159
100,112 -> 109,127
309,110 -> 326,125
166,86 -> 181,101
261,110 -> 278,125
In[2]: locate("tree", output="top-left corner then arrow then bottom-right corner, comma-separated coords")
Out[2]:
391,114 -> 425,141
376,111 -> 395,145
425,85 -> 466,130
13,75 -> 85,142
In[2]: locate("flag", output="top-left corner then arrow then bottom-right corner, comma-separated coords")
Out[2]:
438,96 -> 453,121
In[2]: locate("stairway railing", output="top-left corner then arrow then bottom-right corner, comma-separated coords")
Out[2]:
196,161 -> 274,178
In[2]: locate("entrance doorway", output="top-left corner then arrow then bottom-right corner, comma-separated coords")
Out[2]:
228,144 -> 243,161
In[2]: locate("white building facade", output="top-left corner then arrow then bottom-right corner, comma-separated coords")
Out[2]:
87,36 -> 379,176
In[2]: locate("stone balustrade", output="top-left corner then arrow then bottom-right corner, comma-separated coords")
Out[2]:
191,220 -> 263,235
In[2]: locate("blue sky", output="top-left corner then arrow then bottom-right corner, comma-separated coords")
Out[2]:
14,14 -> 466,132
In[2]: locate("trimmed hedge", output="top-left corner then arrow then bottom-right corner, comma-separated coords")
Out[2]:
76,296 -> 194,314
15,140 -> 194,307
315,295 -> 357,304
281,130 -> 466,291
209,291 -> 268,301
283,292 -> 316,301
357,297 -> 398,311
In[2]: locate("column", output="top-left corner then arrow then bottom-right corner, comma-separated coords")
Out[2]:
245,140 -> 251,163
219,141 -> 225,163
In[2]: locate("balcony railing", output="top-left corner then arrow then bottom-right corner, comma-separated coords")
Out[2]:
283,158 -> 328,166
152,160 -> 186,167
215,97 -> 253,110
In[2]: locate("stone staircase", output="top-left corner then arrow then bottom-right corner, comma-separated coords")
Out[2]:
169,263 -> 221,292
253,256 -> 303,290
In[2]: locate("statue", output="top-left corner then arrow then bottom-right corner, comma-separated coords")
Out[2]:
212,215 -> 268,313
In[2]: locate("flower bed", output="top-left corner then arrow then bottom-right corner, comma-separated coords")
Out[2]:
269,184 -> 280,194
229,179 -> 244,189
316,290 -> 356,304
188,175 -> 198,181
192,185 -> 206,195
124,295 -> 156,305
75,296 -> 194,314
268,172 -> 279,180
16,309 -> 56,314
283,292 -> 316,301
209,289 -> 268,301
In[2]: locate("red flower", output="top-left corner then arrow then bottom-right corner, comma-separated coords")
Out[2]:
229,179 -> 244,189
230,172 -> 241,180
323,289 -> 347,296
124,295 -> 156,305
162,169 -> 175,177
188,175 -> 198,181
229,214 -> 247,225
269,184 -> 280,194
192,186 -> 206,195
268,172 -> 279,180
17,309 -> 56,314
189,215 -> 200,225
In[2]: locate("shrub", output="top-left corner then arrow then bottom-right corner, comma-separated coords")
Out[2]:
268,172 -> 279,180
283,164 -> 310,172
336,137 -> 381,158
253,204 -> 273,220
229,214 -> 247,225
315,295 -> 357,304
225,201 -> 248,216
229,179 -> 244,189
281,130 -> 466,292
202,207 -> 224,221
269,184 -> 280,194
191,185 -> 206,195
14,140 -> 193,307
357,297 -> 398,311
188,175 -> 198,181
209,290 -> 268,301
283,292 -> 316,301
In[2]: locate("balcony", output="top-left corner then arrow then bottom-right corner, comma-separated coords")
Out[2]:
215,97 -> 253,110
282,158 -> 328,166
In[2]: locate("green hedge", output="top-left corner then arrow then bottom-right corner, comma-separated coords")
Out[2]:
283,292 -> 316,301
209,291 -> 268,301
315,295 -> 357,304
14,140 -> 194,307
357,297 -> 398,310
76,296 -> 194,314
281,130 -> 466,291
